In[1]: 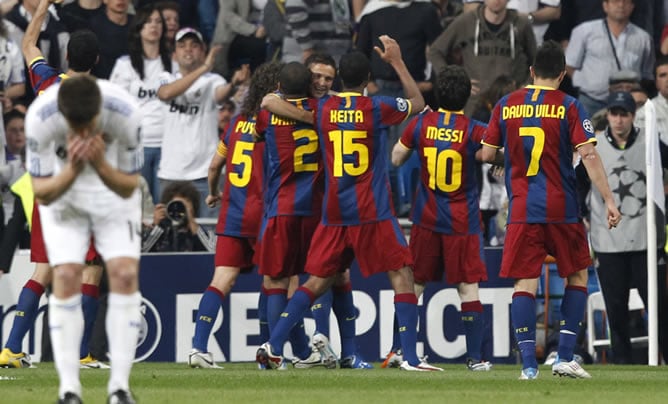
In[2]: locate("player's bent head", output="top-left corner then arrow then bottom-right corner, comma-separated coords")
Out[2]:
58,76 -> 101,130
435,66 -> 471,111
279,62 -> 311,96
532,40 -> 565,79
67,29 -> 100,73
304,52 -> 337,72
338,51 -> 370,89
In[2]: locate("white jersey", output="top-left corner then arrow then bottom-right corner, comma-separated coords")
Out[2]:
110,55 -> 178,148
25,79 -> 143,199
157,71 -> 226,181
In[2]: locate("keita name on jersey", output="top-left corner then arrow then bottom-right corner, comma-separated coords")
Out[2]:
330,109 -> 364,123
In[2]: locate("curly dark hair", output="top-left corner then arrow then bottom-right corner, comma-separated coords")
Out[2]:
129,4 -> 172,80
435,65 -> 472,111
241,61 -> 283,117
160,181 -> 201,217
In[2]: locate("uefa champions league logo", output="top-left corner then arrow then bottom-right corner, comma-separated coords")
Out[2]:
134,298 -> 162,362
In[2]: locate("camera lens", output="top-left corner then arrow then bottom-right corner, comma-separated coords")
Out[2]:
166,200 -> 187,224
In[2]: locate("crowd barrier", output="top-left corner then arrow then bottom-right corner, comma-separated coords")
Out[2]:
0,247 -> 516,364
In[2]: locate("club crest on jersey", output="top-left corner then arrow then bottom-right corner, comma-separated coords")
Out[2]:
583,119 -> 594,134
396,97 -> 408,112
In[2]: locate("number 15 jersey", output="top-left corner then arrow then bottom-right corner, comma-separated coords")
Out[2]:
483,85 -> 596,224
315,92 -> 412,225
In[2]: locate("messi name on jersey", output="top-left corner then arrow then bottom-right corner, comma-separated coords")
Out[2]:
425,126 -> 463,143
330,109 -> 364,123
502,104 -> 565,120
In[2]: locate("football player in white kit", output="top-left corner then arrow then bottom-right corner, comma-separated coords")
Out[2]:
25,75 -> 143,404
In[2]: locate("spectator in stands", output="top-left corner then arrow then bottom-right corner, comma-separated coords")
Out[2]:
157,28 -> 247,218
156,1 -> 180,52
89,0 -> 134,79
58,0 -> 104,32
218,98 -> 235,133
429,0 -> 536,114
197,0 -> 217,43
282,0 -> 352,64
0,17 -> 26,112
462,0 -> 561,46
263,0 -> 287,62
110,3 -> 176,204
651,57 -> 668,143
141,181 -> 214,252
211,0 -> 266,79
565,0 -> 654,116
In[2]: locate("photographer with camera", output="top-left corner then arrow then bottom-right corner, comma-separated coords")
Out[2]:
142,181 -> 215,252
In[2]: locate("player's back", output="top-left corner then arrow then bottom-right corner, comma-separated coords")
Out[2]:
488,85 -> 595,223
315,92 -> 410,225
217,114 -> 264,237
403,110 -> 485,234
25,79 -> 142,194
256,97 -> 323,218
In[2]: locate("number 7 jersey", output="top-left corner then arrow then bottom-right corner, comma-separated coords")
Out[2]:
400,109 -> 486,234
315,92 -> 412,225
483,85 -> 596,224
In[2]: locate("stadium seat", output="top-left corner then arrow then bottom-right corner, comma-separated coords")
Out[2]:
586,288 -> 648,361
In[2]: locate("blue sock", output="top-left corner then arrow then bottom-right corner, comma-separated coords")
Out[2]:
288,319 -> 311,360
394,293 -> 419,366
258,287 -> 269,342
6,280 -> 44,353
268,287 -> 314,356
558,285 -> 587,362
266,288 -> 288,335
391,315 -> 402,352
192,287 -> 224,352
311,289 -> 333,338
332,284 -> 356,358
461,300 -> 484,362
79,284 -> 100,358
511,292 -> 538,370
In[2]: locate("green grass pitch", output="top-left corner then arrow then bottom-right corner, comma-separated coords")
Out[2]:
2,362 -> 668,403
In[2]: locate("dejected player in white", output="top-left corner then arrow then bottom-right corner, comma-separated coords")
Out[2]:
25,75 -> 143,404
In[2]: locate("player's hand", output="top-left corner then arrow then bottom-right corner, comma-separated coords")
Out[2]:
67,135 -> 88,171
605,200 -> 622,229
490,165 -> 504,177
374,35 -> 402,65
153,203 -> 167,225
84,134 -> 106,170
206,193 -> 221,208
203,45 -> 222,71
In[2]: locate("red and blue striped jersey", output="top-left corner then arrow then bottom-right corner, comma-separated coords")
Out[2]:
28,57 -> 68,95
215,114 -> 264,237
255,97 -> 323,218
314,92 -> 412,225
400,109 -> 486,234
483,85 -> 596,224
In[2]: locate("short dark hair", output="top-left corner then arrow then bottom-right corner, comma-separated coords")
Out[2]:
279,62 -> 311,96
67,30 -> 99,72
656,55 -> 668,74
57,75 -> 101,129
3,108 -> 24,128
435,66 -> 471,111
304,52 -> 337,71
532,40 -> 565,79
160,181 -> 200,217
338,51 -> 370,88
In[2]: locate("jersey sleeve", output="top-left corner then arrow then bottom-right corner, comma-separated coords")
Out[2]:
375,95 -> 412,127
399,115 -> 420,149
209,73 -> 227,107
255,109 -> 269,136
469,120 -> 487,147
25,102 -> 56,177
482,102 -> 503,149
28,57 -> 61,95
568,99 -> 597,149
116,104 -> 144,174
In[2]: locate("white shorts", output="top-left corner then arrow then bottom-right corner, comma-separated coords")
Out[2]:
38,189 -> 141,266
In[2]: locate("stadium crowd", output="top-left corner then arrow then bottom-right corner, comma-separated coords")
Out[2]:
0,0 -> 667,401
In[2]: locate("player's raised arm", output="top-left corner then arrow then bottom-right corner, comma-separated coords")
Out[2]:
22,0 -> 51,64
158,44 -> 221,101
374,35 -> 424,113
260,93 -> 314,124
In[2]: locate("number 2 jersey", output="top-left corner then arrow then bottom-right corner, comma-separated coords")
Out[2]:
314,92 -> 412,225
215,114 -> 264,237
483,85 -> 596,224
399,109 -> 486,234
255,97 -> 323,218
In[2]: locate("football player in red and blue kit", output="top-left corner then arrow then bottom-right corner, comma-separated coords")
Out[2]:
392,65 -> 496,372
481,41 -> 621,380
